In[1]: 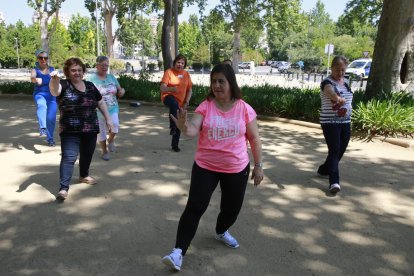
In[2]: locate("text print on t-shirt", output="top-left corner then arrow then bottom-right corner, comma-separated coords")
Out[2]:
207,116 -> 240,141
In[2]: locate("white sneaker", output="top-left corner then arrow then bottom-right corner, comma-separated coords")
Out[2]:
162,248 -> 183,271
108,140 -> 116,152
329,183 -> 341,193
215,230 -> 239,248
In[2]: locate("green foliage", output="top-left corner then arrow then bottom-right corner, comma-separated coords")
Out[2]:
192,62 -> 203,71
353,92 -> 414,137
0,81 -> 33,94
117,74 -> 159,101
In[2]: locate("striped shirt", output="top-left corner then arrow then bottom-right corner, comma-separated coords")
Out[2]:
319,77 -> 353,124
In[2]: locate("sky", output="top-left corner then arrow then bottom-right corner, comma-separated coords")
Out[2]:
0,0 -> 347,26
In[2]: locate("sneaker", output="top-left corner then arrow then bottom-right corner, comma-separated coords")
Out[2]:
108,140 -> 116,152
162,248 -> 183,271
79,176 -> 97,185
215,230 -> 239,249
329,183 -> 341,193
56,190 -> 68,200
47,141 -> 56,147
172,146 -> 181,152
39,128 -> 47,136
317,172 -> 329,179
101,153 -> 110,161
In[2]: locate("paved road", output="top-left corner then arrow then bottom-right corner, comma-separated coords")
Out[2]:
0,96 -> 413,275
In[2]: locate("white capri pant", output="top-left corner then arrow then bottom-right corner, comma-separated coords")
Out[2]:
98,112 -> 119,142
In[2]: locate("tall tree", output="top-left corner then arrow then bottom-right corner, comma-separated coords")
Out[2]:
365,0 -> 414,98
85,0 -> 122,58
27,0 -> 65,52
262,0 -> 304,60
215,0 -> 263,72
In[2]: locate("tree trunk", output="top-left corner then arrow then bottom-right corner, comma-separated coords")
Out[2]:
365,0 -> 414,99
232,29 -> 241,73
104,11 -> 115,58
40,13 -> 49,52
162,0 -> 173,70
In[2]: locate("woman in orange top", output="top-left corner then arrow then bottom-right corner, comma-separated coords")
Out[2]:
160,54 -> 193,152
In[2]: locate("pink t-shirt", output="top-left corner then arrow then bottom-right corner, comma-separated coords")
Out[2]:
194,99 -> 257,173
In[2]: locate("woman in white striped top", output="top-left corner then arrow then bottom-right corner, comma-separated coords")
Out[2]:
317,55 -> 353,194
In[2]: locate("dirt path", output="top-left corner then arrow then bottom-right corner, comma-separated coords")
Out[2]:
0,96 -> 413,275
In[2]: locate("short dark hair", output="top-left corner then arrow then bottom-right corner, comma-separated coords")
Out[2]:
63,57 -> 86,78
96,55 -> 109,64
331,55 -> 348,67
207,63 -> 241,100
173,54 -> 187,68
222,59 -> 232,66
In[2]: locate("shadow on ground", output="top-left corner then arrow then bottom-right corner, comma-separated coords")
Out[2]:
0,97 -> 413,275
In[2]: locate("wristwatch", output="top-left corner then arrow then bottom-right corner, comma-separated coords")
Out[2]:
254,162 -> 263,168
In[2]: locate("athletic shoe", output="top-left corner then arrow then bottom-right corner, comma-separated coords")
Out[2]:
317,172 -> 329,179
108,140 -> 116,152
329,183 -> 341,193
47,141 -> 56,147
79,176 -> 97,185
39,128 -> 47,136
162,248 -> 183,271
172,146 -> 181,152
56,190 -> 68,200
101,153 -> 110,161
215,230 -> 239,248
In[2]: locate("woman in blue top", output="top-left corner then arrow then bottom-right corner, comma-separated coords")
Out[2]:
86,56 -> 125,161
30,50 -> 57,146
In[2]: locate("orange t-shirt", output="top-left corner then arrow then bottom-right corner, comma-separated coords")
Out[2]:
160,68 -> 192,107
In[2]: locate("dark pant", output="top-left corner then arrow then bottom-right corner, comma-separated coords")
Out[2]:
175,162 -> 250,255
163,95 -> 181,148
59,133 -> 97,191
318,123 -> 351,185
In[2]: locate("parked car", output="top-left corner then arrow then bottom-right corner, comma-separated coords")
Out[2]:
345,58 -> 372,79
277,61 -> 291,73
238,62 -> 250,69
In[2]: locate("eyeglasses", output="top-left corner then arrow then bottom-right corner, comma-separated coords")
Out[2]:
38,56 -> 48,60
98,63 -> 109,67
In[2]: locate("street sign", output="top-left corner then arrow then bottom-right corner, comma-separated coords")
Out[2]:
297,61 -> 304,68
363,51 -> 370,58
325,44 -> 334,55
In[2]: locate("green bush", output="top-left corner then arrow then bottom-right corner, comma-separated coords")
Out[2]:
0,81 -> 33,95
1,78 -> 413,138
353,92 -> 414,137
192,62 -> 203,72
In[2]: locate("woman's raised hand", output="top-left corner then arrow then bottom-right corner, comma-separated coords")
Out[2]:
170,108 -> 188,132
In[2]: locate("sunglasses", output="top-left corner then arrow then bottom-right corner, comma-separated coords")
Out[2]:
38,56 -> 48,60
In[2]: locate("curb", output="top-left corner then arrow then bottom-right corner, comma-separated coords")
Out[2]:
1,94 -> 413,149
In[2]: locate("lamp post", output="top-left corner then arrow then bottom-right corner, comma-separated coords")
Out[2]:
14,37 -> 20,69
95,0 -> 100,56
208,41 -> 211,66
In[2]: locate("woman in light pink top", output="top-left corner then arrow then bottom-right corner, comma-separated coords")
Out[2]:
162,63 -> 264,271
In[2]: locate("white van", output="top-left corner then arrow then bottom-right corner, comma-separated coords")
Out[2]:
345,58 -> 372,79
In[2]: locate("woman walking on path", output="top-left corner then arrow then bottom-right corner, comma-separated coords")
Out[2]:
49,57 -> 113,200
317,55 -> 353,194
160,54 -> 193,152
162,63 -> 264,271
86,56 -> 125,161
30,50 -> 57,146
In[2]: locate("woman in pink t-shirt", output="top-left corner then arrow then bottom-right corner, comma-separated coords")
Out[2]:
162,63 -> 264,271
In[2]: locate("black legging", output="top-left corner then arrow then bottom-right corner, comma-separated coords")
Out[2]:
163,95 -> 181,148
175,162 -> 250,255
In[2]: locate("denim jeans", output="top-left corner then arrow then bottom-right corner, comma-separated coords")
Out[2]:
163,95 -> 181,148
318,123 -> 351,185
59,133 -> 97,191
175,162 -> 250,255
34,92 -> 57,143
